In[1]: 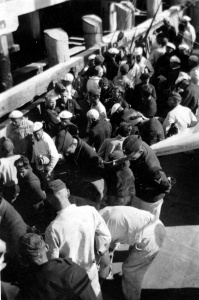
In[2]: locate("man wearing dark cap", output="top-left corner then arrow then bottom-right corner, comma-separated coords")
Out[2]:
123,135 -> 171,218
13,156 -> 46,226
106,150 -> 136,206
163,91 -> 197,136
45,180 -> 111,300
17,233 -> 97,300
56,130 -> 107,204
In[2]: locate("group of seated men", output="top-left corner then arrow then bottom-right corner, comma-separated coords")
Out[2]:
0,14 -> 198,300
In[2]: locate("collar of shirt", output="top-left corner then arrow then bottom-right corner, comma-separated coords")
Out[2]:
56,204 -> 76,215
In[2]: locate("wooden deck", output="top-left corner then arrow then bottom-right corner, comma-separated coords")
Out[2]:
102,152 -> 199,299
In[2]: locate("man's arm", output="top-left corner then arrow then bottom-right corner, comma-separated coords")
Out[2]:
93,209 -> 111,254
45,226 -> 60,259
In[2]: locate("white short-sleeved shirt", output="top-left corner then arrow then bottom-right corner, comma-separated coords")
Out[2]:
45,204 -> 111,270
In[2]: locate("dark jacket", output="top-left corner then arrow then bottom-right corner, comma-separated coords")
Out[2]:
87,119 -> 112,151
180,83 -> 199,114
44,109 -> 60,137
156,24 -> 177,44
129,141 -> 171,202
65,137 -> 104,181
138,118 -> 165,146
17,258 -> 97,300
107,161 -> 135,206
0,197 -> 27,257
55,98 -> 82,116
13,170 -> 46,225
139,96 -> 157,118
56,122 -> 79,137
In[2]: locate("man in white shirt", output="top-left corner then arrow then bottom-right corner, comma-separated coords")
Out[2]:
163,92 -> 197,136
134,47 -> 154,82
45,179 -> 111,300
32,122 -> 59,181
100,206 -> 166,300
181,15 -> 196,49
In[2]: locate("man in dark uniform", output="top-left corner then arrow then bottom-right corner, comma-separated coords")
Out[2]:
154,17 -> 177,44
17,233 -> 97,300
123,135 -> 171,218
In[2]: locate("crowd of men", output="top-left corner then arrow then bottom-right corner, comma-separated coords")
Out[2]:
1,14 -> 199,300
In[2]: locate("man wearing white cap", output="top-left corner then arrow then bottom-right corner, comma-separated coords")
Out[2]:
177,43 -> 190,72
6,110 -> 33,159
181,15 -> 196,48
104,47 -> 120,80
32,122 -> 59,181
57,110 -> 79,137
175,71 -> 199,114
134,47 -> 154,82
82,54 -> 96,78
86,109 -> 112,152
155,42 -> 176,79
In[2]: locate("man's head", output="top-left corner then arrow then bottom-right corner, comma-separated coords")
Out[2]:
18,233 -> 48,266
95,55 -> 104,66
111,103 -> 123,115
62,73 -> 74,87
127,53 -> 136,66
88,89 -> 100,105
123,135 -> 143,161
14,156 -> 31,178
33,122 -> 43,141
45,96 -> 56,110
60,87 -> 71,104
46,179 -> 70,211
123,109 -> 144,126
108,48 -> 119,58
59,111 -> 73,127
140,73 -> 150,84
134,47 -> 143,63
56,130 -> 76,155
188,55 -> 199,69
88,54 -> 96,67
163,16 -> 170,27
167,92 -> 182,108
112,86 -> 124,100
69,66 -> 78,78
99,77 -> 109,90
2,138 -> 14,157
87,109 -> 100,124
93,66 -> 103,78
178,43 -> 190,56
9,110 -> 23,128
117,122 -> 132,137
181,15 -> 191,27
120,64 -> 129,76
166,42 -> 176,54
169,55 -> 181,70
175,72 -> 190,90
141,84 -> 153,99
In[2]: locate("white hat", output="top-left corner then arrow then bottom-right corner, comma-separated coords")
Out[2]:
64,73 -> 74,83
86,109 -> 99,120
33,122 -> 43,132
166,42 -> 176,50
59,110 -> 73,119
170,56 -> 181,64
175,72 -> 190,85
111,103 -> 122,115
178,43 -> 189,50
9,110 -> 23,119
182,15 -> 191,22
46,89 -> 59,102
108,48 -> 119,55
134,47 -> 143,56
88,54 -> 96,60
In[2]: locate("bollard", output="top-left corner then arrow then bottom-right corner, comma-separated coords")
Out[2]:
82,15 -> 102,49
44,28 -> 70,67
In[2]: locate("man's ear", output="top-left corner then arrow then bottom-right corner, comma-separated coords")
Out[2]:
45,244 -> 49,252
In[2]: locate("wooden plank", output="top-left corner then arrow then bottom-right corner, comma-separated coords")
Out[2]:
0,47 -> 99,118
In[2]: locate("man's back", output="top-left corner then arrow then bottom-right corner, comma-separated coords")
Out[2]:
17,258 -> 97,300
45,204 -> 111,269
